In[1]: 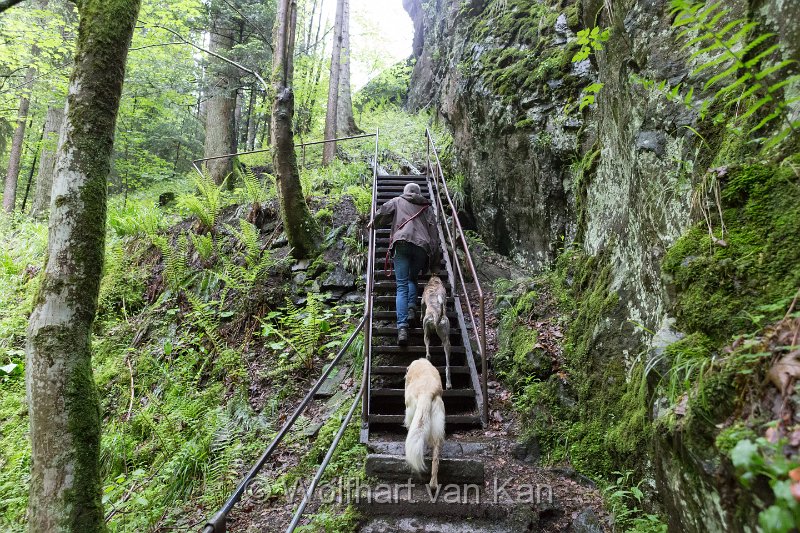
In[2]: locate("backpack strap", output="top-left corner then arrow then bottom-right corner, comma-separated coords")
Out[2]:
385,204 -> 430,275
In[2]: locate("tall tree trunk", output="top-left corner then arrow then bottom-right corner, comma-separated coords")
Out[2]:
246,87 -> 258,151
336,0 -> 360,135
3,59 -> 37,213
30,105 -> 65,219
25,0 -> 140,530
322,0 -> 344,165
203,8 -> 237,187
272,0 -> 319,259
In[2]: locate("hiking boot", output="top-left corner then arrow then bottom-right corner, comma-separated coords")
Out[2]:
397,327 -> 409,346
407,306 -> 417,324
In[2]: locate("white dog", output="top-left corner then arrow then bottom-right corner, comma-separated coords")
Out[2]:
404,358 -> 446,488
421,275 -> 451,389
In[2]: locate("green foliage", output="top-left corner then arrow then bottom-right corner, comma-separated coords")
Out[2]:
153,232 -> 191,293
603,471 -> 668,532
217,220 -> 280,304
107,199 -> 168,238
670,0 -> 800,150
572,26 -> 610,63
236,166 -> 273,205
729,437 -> 800,532
260,293 -> 333,372
177,172 -> 229,231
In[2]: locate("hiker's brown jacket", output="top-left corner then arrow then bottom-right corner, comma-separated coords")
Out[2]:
373,192 -> 441,267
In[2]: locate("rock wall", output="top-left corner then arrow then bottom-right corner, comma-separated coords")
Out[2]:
404,0 -> 800,530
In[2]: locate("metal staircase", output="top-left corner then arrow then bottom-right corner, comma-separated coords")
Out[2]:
361,131 -> 487,444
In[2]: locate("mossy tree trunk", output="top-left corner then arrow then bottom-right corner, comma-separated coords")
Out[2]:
30,105 -> 65,219
322,0 -> 344,164
271,0 -> 320,259
25,0 -> 140,530
203,3 -> 238,187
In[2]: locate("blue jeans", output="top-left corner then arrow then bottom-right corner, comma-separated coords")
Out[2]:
393,241 -> 427,328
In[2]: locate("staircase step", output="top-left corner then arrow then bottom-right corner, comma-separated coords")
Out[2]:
374,270 -> 448,279
368,414 -> 481,426
373,280 -> 451,292
365,453 -> 484,484
372,310 -> 456,320
373,327 -> 461,343
370,388 -> 477,414
374,295 -> 453,307
372,365 -> 469,376
360,516 -> 528,532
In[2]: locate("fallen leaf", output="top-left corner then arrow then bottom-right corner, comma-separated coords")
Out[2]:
790,431 -> 800,448
789,467 -> 800,483
768,350 -> 800,396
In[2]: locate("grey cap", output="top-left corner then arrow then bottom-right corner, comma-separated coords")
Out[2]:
403,182 -> 421,195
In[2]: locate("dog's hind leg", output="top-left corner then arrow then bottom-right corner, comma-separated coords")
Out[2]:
429,439 -> 441,488
423,322 -> 432,360
440,320 -> 452,389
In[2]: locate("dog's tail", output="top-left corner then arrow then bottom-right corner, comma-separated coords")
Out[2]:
405,393 -> 446,473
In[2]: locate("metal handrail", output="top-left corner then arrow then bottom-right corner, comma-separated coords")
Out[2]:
424,129 -> 488,425
191,132 -> 377,177
201,315 -> 366,533
286,377 -> 365,531
287,129 -> 379,529
361,128 -> 379,435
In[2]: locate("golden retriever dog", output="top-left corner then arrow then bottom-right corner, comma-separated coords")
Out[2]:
421,275 -> 451,389
404,358 -> 446,488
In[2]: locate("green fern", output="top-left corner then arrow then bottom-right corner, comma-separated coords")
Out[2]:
177,172 -> 228,231
260,293 -> 332,372
236,166 -> 272,205
671,0 -> 800,149
216,220 -> 278,304
190,232 -> 215,262
154,233 -> 191,293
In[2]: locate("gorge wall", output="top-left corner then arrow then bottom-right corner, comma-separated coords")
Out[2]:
403,0 -> 800,530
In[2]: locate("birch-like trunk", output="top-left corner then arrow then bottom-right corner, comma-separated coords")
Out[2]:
26,0 -> 140,530
272,0 -> 319,259
203,11 -> 237,186
30,105 -> 65,219
322,0 -> 344,165
335,0 -> 360,135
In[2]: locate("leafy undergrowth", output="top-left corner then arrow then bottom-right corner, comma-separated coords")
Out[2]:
0,151 -> 378,530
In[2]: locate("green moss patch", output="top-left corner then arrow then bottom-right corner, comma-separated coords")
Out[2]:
663,163 -> 800,340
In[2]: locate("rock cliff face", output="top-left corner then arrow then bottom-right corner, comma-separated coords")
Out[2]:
404,0 -> 800,530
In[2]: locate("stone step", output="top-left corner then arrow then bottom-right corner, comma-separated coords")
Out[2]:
360,515 -> 534,533
366,440 -> 492,458
365,454 -> 485,484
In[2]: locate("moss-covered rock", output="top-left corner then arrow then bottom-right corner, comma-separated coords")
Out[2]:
663,163 -> 800,340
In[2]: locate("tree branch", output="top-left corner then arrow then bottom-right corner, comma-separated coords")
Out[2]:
140,22 -> 269,93
219,0 -> 273,52
0,0 -> 25,14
